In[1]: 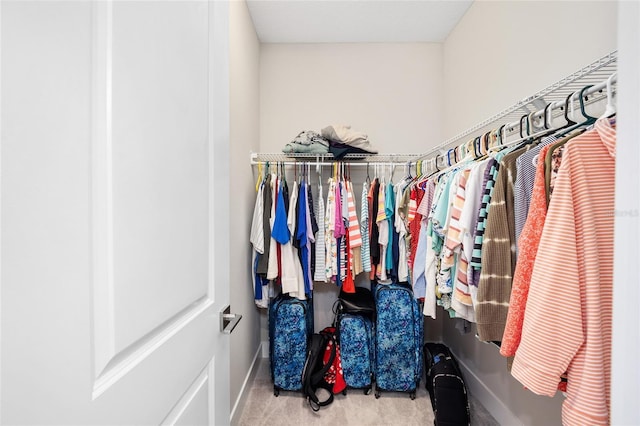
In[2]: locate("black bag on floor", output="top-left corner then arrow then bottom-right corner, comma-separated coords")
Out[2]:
301,331 -> 337,411
424,343 -> 470,426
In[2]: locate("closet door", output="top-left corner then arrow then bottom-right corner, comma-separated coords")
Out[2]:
0,1 -> 231,425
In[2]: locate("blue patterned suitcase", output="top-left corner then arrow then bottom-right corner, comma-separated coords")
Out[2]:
374,282 -> 423,399
269,294 -> 313,396
338,313 -> 375,394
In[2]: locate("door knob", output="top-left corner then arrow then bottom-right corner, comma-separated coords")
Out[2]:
220,305 -> 242,334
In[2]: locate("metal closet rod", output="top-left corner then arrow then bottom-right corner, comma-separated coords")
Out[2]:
504,73 -> 617,133
415,71 -> 617,164
250,152 -> 419,165
252,160 -> 407,167
414,50 -> 617,161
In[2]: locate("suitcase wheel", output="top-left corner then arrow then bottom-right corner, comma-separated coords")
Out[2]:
273,388 -> 279,397
374,390 -> 381,399
364,387 -> 372,396
410,392 -> 416,400
342,389 -> 347,396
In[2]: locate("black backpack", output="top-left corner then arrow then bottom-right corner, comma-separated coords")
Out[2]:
301,332 -> 337,411
424,343 -> 470,426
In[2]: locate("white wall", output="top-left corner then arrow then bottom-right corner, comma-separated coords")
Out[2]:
258,42 -> 445,345
229,1 -> 262,423
260,43 -> 444,153
443,0 -> 618,140
441,1 -> 618,424
612,1 -> 640,424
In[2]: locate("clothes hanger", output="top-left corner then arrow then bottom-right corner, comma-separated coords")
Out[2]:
446,149 -> 454,167
563,91 -> 578,127
490,114 -> 535,152
543,102 -> 553,130
425,154 -> 442,179
483,131 -> 492,153
404,161 -> 412,181
489,116 -> 528,153
601,72 -> 617,118
577,84 -> 597,125
465,139 -> 474,161
519,114 -> 529,139
255,162 -> 264,193
554,86 -> 596,138
473,136 -> 481,158
498,124 -> 508,147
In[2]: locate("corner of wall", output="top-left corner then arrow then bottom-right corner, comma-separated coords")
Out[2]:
229,343 -> 263,426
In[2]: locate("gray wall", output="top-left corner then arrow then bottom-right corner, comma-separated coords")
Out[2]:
229,0 -> 262,422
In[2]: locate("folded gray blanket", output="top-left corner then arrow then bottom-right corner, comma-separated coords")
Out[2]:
320,124 -> 378,154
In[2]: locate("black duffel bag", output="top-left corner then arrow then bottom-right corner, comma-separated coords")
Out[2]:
336,286 -> 375,317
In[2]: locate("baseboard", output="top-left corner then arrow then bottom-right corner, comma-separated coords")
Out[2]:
230,343 -> 262,426
455,355 -> 522,426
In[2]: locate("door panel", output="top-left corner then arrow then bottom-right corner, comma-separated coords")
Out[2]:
109,0 -> 211,355
1,1 -> 230,424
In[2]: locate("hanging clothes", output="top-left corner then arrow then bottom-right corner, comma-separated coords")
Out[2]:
266,174 -> 280,281
513,135 -> 560,250
256,174 -> 272,276
346,180 -> 363,275
369,178 -> 381,279
325,178 -> 338,281
314,181 -> 327,282
296,180 -> 313,298
476,144 -> 532,341
250,180 -> 268,308
286,181 -> 306,299
376,181 -> 388,281
511,118 -> 616,426
360,181 -> 372,273
500,144 -> 553,356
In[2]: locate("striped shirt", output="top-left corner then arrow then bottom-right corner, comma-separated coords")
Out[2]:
360,182 -> 372,272
444,168 -> 475,321
469,158 -> 499,270
346,181 -> 362,247
511,118 -> 616,426
513,136 -> 557,251
313,183 -> 327,282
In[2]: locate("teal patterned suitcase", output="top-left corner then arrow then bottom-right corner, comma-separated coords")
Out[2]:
269,294 -> 313,395
374,282 -> 423,399
338,313 -> 375,394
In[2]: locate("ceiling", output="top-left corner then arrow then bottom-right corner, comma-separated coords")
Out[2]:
246,0 -> 474,43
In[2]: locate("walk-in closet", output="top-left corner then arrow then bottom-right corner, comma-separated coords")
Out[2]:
231,1 -> 638,425
1,1 -> 638,425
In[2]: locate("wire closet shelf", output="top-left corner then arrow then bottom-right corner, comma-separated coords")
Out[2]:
250,50 -> 617,167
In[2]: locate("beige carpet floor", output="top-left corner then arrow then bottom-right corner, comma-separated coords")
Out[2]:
236,358 -> 499,426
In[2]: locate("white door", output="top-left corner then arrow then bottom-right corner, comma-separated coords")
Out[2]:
1,1 -> 232,425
